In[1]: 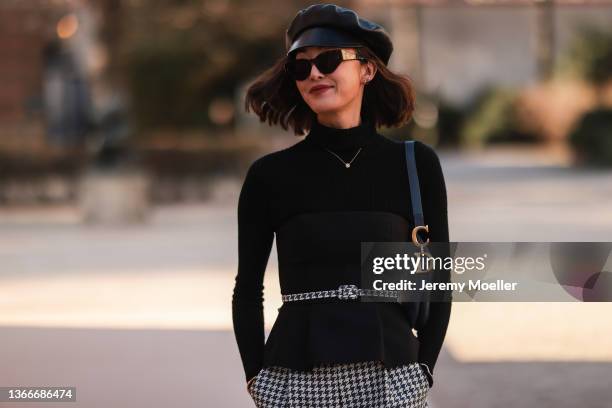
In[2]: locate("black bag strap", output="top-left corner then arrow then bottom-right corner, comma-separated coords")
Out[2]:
404,140 -> 424,228
404,140 -> 431,329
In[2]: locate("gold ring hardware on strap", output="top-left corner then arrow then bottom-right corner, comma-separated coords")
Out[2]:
411,224 -> 430,246
411,224 -> 433,274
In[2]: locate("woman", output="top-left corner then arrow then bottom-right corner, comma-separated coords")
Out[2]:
232,4 -> 452,407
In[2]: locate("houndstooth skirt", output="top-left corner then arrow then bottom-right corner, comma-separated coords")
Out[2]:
248,360 -> 430,408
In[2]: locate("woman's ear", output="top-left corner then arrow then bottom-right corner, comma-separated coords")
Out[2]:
362,62 -> 377,84
368,61 -> 377,78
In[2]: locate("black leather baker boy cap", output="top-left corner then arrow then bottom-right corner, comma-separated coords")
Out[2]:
285,3 -> 394,66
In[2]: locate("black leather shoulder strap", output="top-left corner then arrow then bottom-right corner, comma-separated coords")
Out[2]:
404,140 -> 431,330
404,140 -> 424,227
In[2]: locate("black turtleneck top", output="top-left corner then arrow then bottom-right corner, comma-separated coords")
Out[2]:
232,117 -> 451,389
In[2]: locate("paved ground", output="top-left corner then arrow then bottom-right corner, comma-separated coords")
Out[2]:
1,144 -> 612,407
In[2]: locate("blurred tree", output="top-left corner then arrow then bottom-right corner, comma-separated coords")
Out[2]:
568,108 -> 612,167
460,86 -> 538,148
115,0 -> 339,135
557,25 -> 612,100
559,26 -> 612,166
435,100 -> 464,148
382,92 -> 465,149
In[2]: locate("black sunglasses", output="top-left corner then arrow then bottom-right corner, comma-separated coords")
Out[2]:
284,49 -> 367,81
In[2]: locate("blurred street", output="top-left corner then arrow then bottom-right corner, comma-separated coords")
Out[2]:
1,145 -> 612,408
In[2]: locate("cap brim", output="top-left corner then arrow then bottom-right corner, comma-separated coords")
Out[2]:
287,26 -> 364,56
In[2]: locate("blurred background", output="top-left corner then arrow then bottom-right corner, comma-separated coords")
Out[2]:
1,0 -> 612,407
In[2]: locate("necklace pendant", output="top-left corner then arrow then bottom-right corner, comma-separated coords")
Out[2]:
345,163 -> 350,168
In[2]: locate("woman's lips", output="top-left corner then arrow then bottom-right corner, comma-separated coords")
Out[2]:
310,85 -> 333,94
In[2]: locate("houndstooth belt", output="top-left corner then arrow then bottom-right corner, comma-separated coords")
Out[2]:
281,284 -> 400,303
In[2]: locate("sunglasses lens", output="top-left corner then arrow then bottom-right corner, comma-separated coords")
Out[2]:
286,59 -> 311,81
314,50 -> 343,74
286,49 -> 348,81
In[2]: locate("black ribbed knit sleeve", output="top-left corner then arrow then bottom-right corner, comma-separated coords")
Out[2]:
232,158 -> 275,383
414,141 -> 452,388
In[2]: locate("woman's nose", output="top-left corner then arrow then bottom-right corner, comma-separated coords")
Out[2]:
309,63 -> 324,80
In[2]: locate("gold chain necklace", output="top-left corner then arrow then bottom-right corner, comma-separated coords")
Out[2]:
323,147 -> 363,168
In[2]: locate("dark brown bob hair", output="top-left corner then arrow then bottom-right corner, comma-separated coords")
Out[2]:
244,46 -> 416,136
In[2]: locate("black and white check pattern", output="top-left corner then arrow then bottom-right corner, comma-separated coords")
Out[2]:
248,360 -> 430,408
281,284 -> 400,303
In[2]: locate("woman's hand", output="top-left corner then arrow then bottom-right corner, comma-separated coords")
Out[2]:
246,375 -> 257,394
419,362 -> 434,388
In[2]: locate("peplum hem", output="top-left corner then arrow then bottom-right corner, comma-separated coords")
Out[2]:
262,300 -> 421,372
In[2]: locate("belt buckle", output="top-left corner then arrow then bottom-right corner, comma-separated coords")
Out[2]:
337,284 -> 359,300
